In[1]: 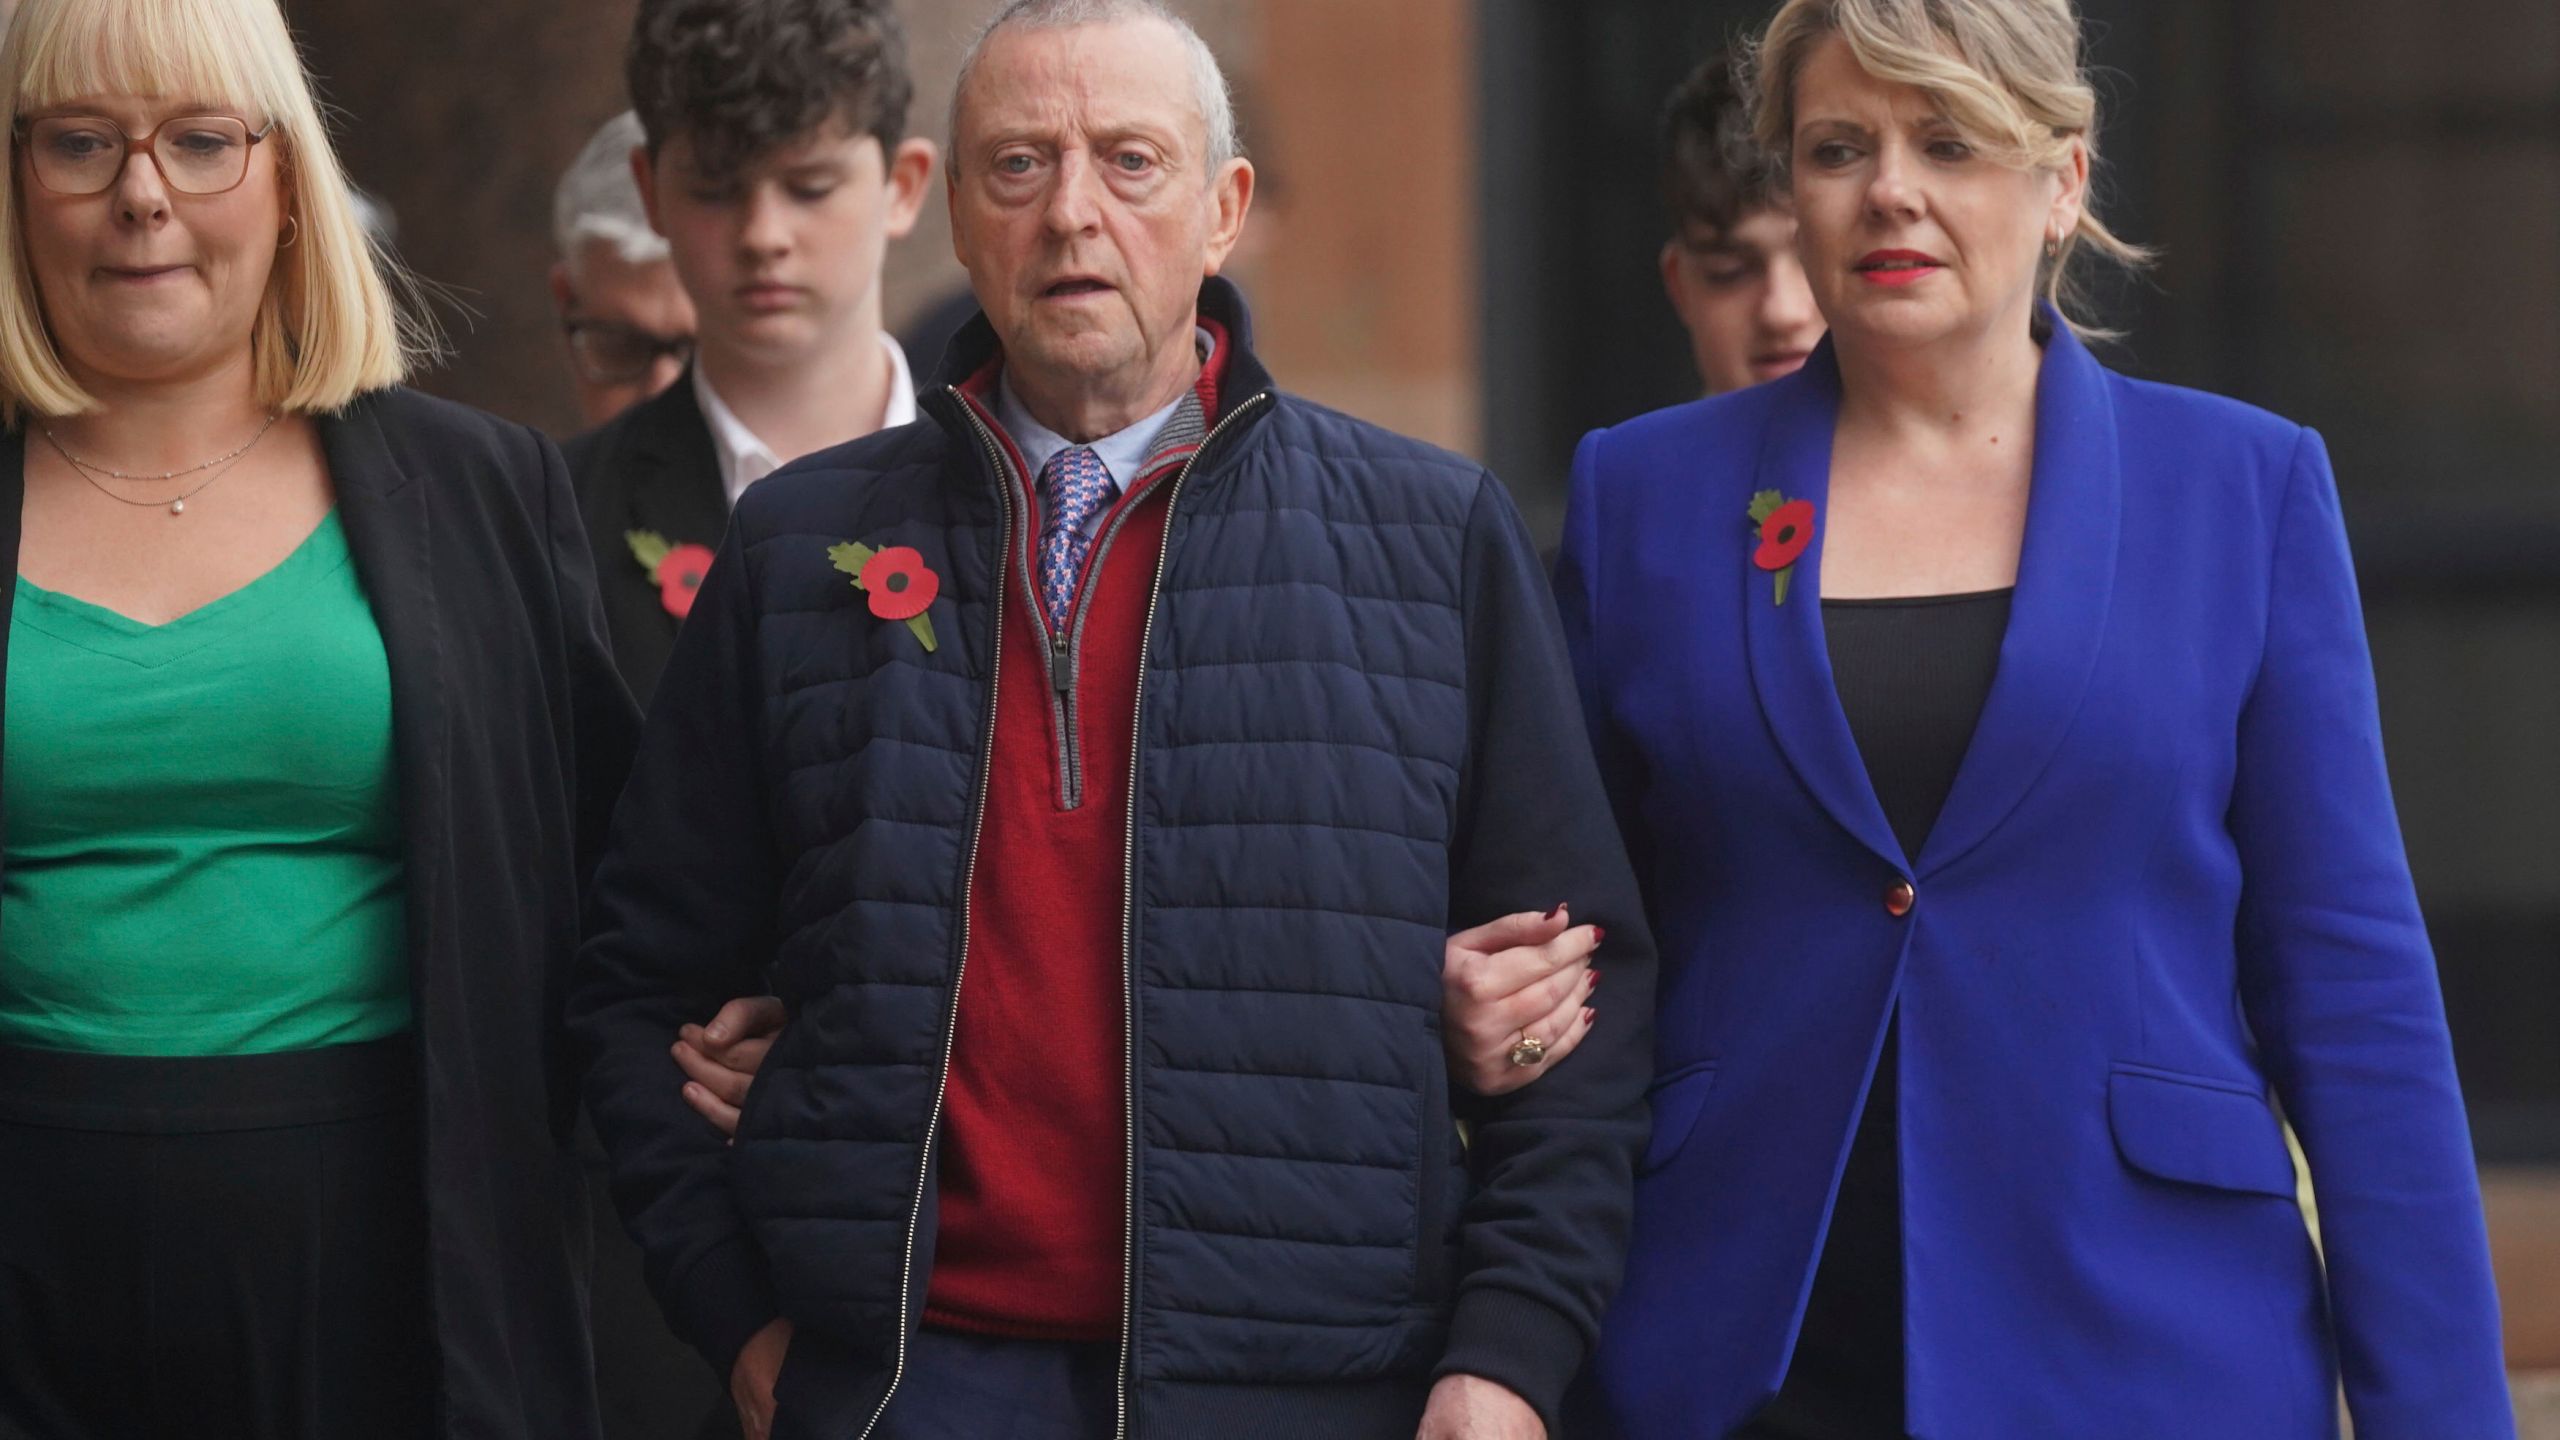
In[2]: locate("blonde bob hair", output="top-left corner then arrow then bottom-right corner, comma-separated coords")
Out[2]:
1748,0 -> 2152,338
0,0 -> 426,422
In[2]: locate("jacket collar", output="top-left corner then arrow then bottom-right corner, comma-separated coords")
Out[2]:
926,274 -> 1279,427
612,369 -> 728,547
319,396 -> 454,1027
1742,311 -> 2122,878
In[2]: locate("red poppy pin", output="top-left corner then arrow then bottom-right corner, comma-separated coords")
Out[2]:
827,541 -> 941,652
627,530 -> 716,619
1747,490 -> 1816,606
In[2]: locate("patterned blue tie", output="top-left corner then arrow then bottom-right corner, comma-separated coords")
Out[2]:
1035,445 -> 1115,632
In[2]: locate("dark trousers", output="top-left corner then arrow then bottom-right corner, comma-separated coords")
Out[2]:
870,1328 -> 1117,1440
0,1039 -> 435,1440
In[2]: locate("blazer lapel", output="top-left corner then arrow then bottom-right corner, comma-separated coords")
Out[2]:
1742,343 -> 1908,873
323,401 -> 450,1018
1914,319 -> 2122,878
623,377 -> 728,553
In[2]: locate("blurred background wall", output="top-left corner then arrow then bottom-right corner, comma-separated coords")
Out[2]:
290,0 -> 2555,1406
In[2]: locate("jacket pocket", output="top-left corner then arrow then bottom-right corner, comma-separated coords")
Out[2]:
2107,1064 -> 2297,1198
1639,1060 -> 1719,1176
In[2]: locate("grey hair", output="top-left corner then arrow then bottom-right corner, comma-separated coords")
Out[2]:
949,0 -> 1238,175
552,111 -> 670,273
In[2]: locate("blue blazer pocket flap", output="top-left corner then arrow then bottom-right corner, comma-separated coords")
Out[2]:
2107,1065 -> 2296,1199
1641,1060 -> 1720,1175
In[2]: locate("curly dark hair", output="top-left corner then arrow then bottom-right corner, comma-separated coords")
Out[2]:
626,0 -> 914,176
1661,46 -> 1780,237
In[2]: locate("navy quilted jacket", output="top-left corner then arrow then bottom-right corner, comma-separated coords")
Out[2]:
572,283 -> 1655,1439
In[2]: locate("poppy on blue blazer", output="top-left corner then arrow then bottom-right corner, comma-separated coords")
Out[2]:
1556,315 -> 2512,1440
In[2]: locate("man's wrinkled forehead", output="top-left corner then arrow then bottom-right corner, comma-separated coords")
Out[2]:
958,18 -> 1208,157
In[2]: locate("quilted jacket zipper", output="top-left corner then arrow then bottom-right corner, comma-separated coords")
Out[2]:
1113,392 -> 1271,1439
952,399 -> 1173,814
1051,463 -> 1183,810
854,402 -> 1018,1440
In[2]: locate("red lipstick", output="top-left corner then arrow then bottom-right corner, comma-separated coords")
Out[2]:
1855,249 -> 1944,287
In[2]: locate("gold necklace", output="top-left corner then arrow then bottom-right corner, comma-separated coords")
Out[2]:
40,412 -> 282,516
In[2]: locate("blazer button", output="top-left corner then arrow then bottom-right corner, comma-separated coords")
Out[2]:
1885,880 -> 1916,917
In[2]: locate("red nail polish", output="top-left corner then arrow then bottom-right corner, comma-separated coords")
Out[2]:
1593,925 -> 1608,945
1582,1007 -> 1597,1025
1545,902 -> 1566,921
1589,969 -> 1602,990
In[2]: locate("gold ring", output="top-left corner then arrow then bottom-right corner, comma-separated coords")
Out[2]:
1507,1029 -> 1549,1067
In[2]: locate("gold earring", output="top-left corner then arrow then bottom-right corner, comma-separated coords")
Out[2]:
279,215 -> 300,248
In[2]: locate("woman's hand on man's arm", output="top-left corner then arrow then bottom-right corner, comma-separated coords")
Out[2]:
1444,906 -> 1606,1097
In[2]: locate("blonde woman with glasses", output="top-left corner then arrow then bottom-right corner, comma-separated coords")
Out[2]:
0,0 -> 638,1436
1554,0 -> 2514,1435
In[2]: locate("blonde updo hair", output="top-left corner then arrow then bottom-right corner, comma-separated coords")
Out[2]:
1747,0 -> 2151,338
0,0 -> 434,422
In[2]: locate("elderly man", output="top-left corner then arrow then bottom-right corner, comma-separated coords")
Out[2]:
571,4 -> 1653,1438
551,111 -> 699,429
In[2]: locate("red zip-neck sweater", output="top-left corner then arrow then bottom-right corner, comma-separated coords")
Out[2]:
923,330 -> 1231,1339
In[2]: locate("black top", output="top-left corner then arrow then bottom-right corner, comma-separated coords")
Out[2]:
1821,588 -> 2016,861
1741,587 -> 2012,1440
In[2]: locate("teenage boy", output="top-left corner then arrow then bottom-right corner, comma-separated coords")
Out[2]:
1656,47 -> 1825,396
565,0 -> 935,703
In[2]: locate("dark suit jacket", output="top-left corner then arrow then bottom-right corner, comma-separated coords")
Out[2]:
0,391 -> 642,1440
561,376 -> 726,705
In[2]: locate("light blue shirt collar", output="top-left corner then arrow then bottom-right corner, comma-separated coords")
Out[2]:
992,329 -> 1210,538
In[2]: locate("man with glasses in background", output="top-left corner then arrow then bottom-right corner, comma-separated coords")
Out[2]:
551,111 -> 699,431
563,0 -> 934,704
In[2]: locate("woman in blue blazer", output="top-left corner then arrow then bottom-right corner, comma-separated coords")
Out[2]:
1556,1 -> 2513,1436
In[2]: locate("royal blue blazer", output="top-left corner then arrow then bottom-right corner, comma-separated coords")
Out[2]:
1556,321 -> 2512,1440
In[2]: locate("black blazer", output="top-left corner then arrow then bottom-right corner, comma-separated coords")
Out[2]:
561,375 -> 726,704
0,390 -> 643,1440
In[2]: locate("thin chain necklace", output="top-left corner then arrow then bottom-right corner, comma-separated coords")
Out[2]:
39,411 -> 282,516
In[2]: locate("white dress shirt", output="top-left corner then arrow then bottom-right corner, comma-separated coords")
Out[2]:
991,327 -> 1210,538
694,331 -> 918,509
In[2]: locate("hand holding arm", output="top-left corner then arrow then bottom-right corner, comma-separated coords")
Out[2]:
1443,908 -> 1604,1096
674,995 -> 790,1138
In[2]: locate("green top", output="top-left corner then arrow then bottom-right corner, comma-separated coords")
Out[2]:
1,511 -> 410,1054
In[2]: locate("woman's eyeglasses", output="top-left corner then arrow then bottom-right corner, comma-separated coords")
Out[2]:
17,114 -> 276,197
